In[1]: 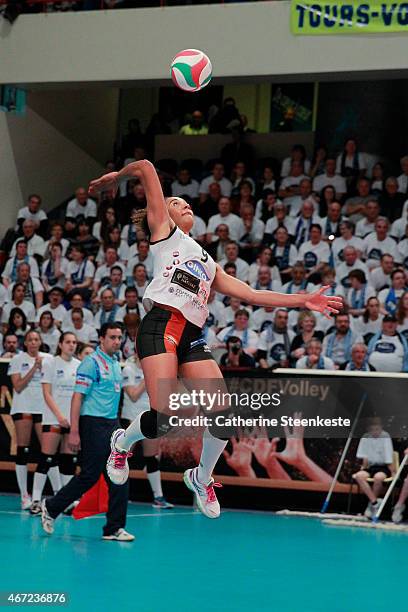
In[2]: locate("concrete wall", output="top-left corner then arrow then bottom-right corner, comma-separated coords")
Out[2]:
1,3 -> 407,86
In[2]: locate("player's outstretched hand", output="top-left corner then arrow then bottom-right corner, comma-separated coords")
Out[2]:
88,172 -> 119,198
305,285 -> 343,320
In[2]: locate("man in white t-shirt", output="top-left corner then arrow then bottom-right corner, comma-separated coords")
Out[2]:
285,178 -> 318,218
216,309 -> 259,356
264,202 -> 295,239
126,239 -> 154,280
296,338 -> 335,370
293,200 -> 320,249
3,240 -> 40,286
257,308 -> 295,368
369,254 -> 394,292
332,221 -> 364,266
171,168 -> 199,200
278,160 -> 308,202
355,200 -> 381,238
297,224 -> 330,278
218,241 -> 250,282
62,292 -> 94,328
66,187 -> 97,220
206,198 -> 244,243
36,288 -> 67,327
336,245 -> 369,288
199,162 -> 232,203
93,247 -> 126,293
368,315 -> 408,372
363,218 -> 398,270
312,158 -> 346,200
10,220 -> 45,259
8,263 -> 44,310
16,194 -> 48,236
319,201 -> 343,239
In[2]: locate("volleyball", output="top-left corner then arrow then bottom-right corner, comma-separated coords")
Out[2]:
170,49 -> 212,92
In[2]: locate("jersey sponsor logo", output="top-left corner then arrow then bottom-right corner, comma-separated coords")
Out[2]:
183,260 -> 210,281
368,248 -> 382,261
375,341 -> 397,353
269,343 -> 285,362
304,251 -> 318,268
56,369 -> 65,378
21,362 -> 30,370
171,269 -> 200,294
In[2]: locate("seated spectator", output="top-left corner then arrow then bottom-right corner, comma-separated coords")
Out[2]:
222,297 -> 252,327
371,162 -> 384,194
206,197 -> 244,243
336,245 -> 369,288
2,239 -> 40,287
217,309 -> 259,356
198,182 -> 222,223
312,157 -> 346,201
343,177 -> 372,222
249,305 -> 275,333
44,222 -> 70,258
282,263 -> 315,294
344,342 -> 373,371
199,162 -> 232,203
257,165 -> 276,196
76,219 -> 101,260
353,297 -> 383,341
64,244 -> 95,301
1,333 -> 20,358
218,241 -> 250,282
116,286 -> 146,322
16,194 -> 48,237
397,155 -> 408,193
248,246 -> 281,287
126,238 -> 153,279
378,269 -> 407,316
378,176 -> 405,222
336,138 -> 367,195
62,307 -> 98,345
278,160 -> 308,203
10,219 -> 45,260
264,202 -> 295,242
2,283 -> 35,327
270,227 -> 298,283
92,206 -> 119,243
206,287 -> 227,331
290,311 -> 324,362
355,200 -> 381,238
62,292 -> 94,328
367,314 -> 408,372
233,180 -> 256,216
391,206 -> 408,241
320,201 -> 343,240
238,205 -> 265,262
298,223 -> 330,281
36,287 -> 67,328
96,265 -> 126,306
206,223 -> 230,261
323,313 -> 361,369
121,313 -> 140,360
36,311 -> 60,355
93,288 -> 120,330
210,97 -> 241,135
179,110 -> 208,136
250,265 -> 280,294
332,221 -> 364,266
230,161 -> 255,196
6,308 -> 30,349
255,190 -> 279,223
397,225 -> 408,267
353,417 -> 394,518
93,246 -> 126,292
293,200 -> 319,249
220,336 -> 255,368
41,242 -> 69,293
346,270 -> 376,318
286,178 -> 318,219
396,291 -> 408,340
369,253 -> 394,291
317,266 -> 345,299
257,308 -> 294,369
171,167 -> 199,200
95,226 -> 125,264
295,338 -> 335,370
317,185 -> 337,219
281,144 -> 311,178
8,263 -> 43,310
66,187 -> 97,223
363,218 -> 398,270
127,263 -> 149,302
309,145 -> 328,178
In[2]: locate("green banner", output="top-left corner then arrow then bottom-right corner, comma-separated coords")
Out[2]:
291,1 -> 408,35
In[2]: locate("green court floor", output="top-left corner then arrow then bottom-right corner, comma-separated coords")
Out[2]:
0,494 -> 405,612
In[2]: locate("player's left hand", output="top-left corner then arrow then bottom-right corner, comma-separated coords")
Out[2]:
305,285 -> 343,320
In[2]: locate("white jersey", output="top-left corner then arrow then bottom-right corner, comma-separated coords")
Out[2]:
143,225 -> 217,328
122,359 -> 150,420
8,351 -> 51,415
41,355 -> 80,425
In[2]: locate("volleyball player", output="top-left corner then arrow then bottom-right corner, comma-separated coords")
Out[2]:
89,160 -> 342,519
122,348 -> 173,509
30,332 -> 80,514
8,330 -> 52,509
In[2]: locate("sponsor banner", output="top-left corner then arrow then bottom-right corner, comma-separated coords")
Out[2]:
291,1 -> 408,35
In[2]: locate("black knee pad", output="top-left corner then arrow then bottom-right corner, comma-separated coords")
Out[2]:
144,455 -> 159,473
36,453 -> 56,474
16,446 -> 30,465
140,408 -> 172,439
208,409 -> 231,441
59,454 -> 77,476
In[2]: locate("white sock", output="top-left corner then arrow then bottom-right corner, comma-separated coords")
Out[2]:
197,428 -> 227,485
15,465 -> 28,497
60,474 -> 73,487
48,466 -> 62,494
147,470 -> 163,498
117,410 -> 147,451
32,472 -> 47,502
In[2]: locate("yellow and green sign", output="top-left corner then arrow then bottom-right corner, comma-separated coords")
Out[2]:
291,1 -> 408,34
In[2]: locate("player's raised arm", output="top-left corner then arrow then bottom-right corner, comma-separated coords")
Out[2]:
212,264 -> 343,318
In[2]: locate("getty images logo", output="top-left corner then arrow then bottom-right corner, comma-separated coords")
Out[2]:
184,260 -> 210,281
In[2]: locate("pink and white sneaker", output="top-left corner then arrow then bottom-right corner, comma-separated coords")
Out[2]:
21,494 -> 32,511
106,429 -> 133,485
183,467 -> 222,519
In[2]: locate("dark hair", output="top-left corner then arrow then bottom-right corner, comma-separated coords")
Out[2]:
133,263 -> 147,275
391,268 -> 405,280
226,335 -> 242,348
11,283 -> 25,301
123,313 -> 140,329
23,329 -> 41,345
56,331 -> 77,356
15,238 -> 28,248
363,296 -> 380,323
125,286 -> 138,296
235,309 -> 249,319
39,310 -> 54,330
310,223 -> 322,233
8,307 -> 28,333
110,265 -> 123,275
224,262 -> 237,272
75,342 -> 94,358
348,269 -> 366,284
99,322 -> 124,338
28,194 -> 41,203
71,307 -> 84,319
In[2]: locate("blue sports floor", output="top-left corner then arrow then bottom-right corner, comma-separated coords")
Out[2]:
0,493 -> 406,612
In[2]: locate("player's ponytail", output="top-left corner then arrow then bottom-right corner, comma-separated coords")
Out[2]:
131,208 -> 151,239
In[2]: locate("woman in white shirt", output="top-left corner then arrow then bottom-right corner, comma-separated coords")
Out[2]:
122,348 -> 173,509
29,332 -> 80,515
8,330 -> 50,510
353,297 -> 383,339
37,311 -> 61,355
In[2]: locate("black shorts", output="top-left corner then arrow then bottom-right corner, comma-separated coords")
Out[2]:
136,306 -> 214,365
367,464 -> 391,478
42,424 -> 70,435
12,413 -> 42,423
